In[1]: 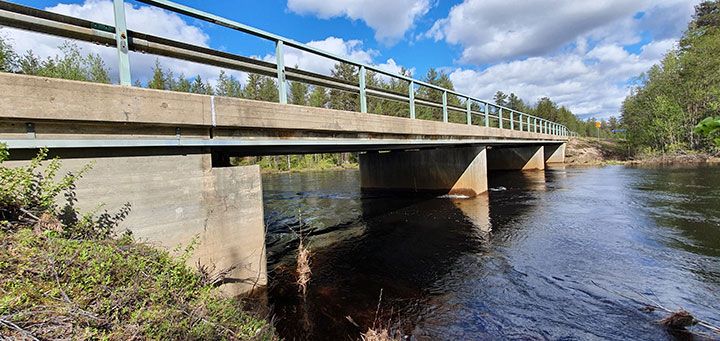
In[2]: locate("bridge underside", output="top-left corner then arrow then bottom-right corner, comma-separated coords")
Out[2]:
1,74 -> 568,295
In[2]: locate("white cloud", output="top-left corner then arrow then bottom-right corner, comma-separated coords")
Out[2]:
274,37 -> 376,75
263,36 -> 411,80
424,0 -> 698,119
427,0 -> 695,64
287,0 -> 430,44
0,0 -> 241,85
447,39 -> 678,119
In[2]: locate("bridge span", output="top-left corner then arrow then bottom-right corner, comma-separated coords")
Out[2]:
0,0 -> 569,295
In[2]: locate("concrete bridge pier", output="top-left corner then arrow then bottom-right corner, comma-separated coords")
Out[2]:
544,143 -> 567,164
487,145 -> 545,171
359,146 -> 488,196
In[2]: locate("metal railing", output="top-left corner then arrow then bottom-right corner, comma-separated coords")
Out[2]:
0,0 -> 569,137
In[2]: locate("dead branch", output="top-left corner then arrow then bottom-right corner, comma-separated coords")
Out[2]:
0,318 -> 39,341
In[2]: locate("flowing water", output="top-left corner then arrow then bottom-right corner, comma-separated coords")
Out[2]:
261,165 -> 720,340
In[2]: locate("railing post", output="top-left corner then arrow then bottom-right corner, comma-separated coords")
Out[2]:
466,98 -> 472,125
510,110 -> 514,130
527,116 -> 530,132
409,81 -> 415,119
519,113 -> 523,131
484,103 -> 489,127
112,0 -> 131,86
359,65 -> 367,113
442,91 -> 448,123
275,40 -> 287,104
498,108 -> 503,129
534,118 -> 538,133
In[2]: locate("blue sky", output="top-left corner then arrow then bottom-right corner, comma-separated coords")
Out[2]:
2,0 -> 699,119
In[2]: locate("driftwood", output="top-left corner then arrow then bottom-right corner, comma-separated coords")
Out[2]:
592,281 -> 720,336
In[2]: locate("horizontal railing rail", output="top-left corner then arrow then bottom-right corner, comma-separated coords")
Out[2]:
0,0 -> 570,137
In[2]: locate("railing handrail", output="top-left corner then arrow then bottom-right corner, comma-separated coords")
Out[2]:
0,0 -> 570,137
135,0 -> 554,124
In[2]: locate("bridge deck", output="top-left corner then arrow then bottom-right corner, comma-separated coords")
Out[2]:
0,73 -> 566,155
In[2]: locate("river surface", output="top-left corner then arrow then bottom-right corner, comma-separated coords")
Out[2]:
261,165 -> 720,340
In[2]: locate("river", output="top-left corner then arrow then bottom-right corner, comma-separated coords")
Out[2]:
261,165 -> 720,340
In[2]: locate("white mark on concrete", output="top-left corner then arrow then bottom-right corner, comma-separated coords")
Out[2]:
210,95 -> 216,127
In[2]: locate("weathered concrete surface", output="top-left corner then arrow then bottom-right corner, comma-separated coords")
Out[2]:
487,145 -> 545,170
359,146 -> 488,196
0,73 -> 565,144
5,152 -> 267,296
544,143 -> 566,163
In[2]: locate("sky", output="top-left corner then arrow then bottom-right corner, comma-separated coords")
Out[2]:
0,0 -> 700,119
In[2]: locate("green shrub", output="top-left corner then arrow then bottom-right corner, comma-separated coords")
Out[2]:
695,116 -> 720,147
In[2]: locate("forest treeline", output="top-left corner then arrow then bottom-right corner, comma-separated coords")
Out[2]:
2,32 -> 617,170
621,0 -> 720,154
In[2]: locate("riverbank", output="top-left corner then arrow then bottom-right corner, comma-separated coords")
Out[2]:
260,163 -> 358,174
565,137 -> 720,166
0,229 -> 275,339
0,147 -> 276,340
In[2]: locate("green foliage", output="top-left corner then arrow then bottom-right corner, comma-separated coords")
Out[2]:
308,85 -> 329,108
328,63 -> 359,111
0,35 -> 17,72
0,229 -> 274,339
290,81 -> 309,105
0,147 -> 84,224
18,42 -> 111,83
190,75 -> 214,95
694,116 -> 720,146
622,0 -> 720,153
414,68 -> 461,121
216,70 -> 243,98
243,74 -> 277,101
0,146 -> 131,241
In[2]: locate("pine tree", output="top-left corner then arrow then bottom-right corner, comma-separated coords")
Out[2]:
189,75 -> 211,94
215,70 -> 243,98
329,63 -> 359,111
290,81 -> 309,105
494,91 -> 508,107
172,73 -> 191,92
0,36 -> 17,72
147,59 -> 167,90
309,86 -> 328,108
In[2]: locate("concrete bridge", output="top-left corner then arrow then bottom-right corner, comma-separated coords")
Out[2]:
0,0 -> 569,295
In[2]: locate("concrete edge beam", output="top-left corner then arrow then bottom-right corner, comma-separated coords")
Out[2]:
0,73 -> 568,142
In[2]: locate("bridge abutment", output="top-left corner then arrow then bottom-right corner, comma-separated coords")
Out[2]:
487,145 -> 545,170
6,150 -> 267,296
359,146 -> 488,196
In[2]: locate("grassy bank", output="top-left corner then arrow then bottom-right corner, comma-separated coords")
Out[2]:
0,147 -> 275,340
233,154 -> 358,174
259,163 -> 358,174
